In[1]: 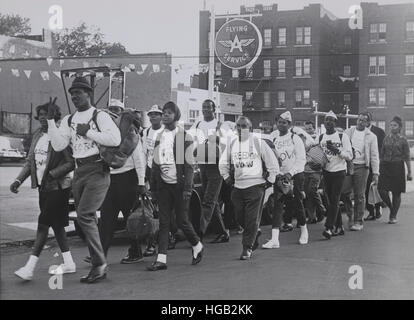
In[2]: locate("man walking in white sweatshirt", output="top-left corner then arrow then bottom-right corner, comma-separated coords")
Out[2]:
262,111 -> 309,249
219,116 -> 279,260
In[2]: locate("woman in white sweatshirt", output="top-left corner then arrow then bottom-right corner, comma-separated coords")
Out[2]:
262,111 -> 309,249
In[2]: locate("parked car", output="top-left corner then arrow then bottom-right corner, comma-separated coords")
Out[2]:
0,136 -> 26,162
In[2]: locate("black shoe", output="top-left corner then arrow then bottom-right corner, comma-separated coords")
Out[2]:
365,215 -> 376,221
143,246 -> 156,257
146,261 -> 167,271
120,254 -> 143,264
252,230 -> 262,251
322,229 -> 332,240
316,215 -> 325,223
191,246 -> 204,265
375,208 -> 382,219
307,218 -> 318,224
168,233 -> 176,250
80,264 -> 107,284
210,232 -> 230,244
332,227 -> 345,237
83,256 -> 92,264
240,248 -> 252,260
280,224 -> 293,233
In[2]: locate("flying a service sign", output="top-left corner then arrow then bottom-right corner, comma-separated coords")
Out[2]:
215,19 -> 263,70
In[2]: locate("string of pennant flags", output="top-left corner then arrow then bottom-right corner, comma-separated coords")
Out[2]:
0,62 -> 211,80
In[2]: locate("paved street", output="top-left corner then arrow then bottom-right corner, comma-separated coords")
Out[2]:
1,193 -> 414,300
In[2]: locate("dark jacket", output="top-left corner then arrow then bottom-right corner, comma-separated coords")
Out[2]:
150,127 -> 194,194
16,128 -> 74,192
370,125 -> 385,156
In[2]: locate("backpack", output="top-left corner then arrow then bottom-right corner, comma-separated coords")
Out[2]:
68,109 -> 140,169
319,133 -> 354,175
194,120 -> 223,164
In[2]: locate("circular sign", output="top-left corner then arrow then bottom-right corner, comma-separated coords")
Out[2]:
215,19 -> 263,70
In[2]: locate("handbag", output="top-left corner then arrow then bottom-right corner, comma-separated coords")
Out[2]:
126,194 -> 159,241
306,144 -> 329,171
368,182 -> 382,205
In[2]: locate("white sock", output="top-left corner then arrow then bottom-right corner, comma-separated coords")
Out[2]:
193,241 -> 203,258
157,254 -> 167,264
62,251 -> 74,265
271,229 -> 280,242
25,255 -> 39,270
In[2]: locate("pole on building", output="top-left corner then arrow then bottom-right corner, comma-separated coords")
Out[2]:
345,105 -> 349,129
208,5 -> 215,99
313,100 -> 318,133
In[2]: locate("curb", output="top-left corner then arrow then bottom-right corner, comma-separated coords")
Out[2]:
0,230 -> 78,249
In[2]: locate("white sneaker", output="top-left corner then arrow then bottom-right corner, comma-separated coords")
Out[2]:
14,266 -> 34,280
48,263 -> 76,275
262,239 -> 280,249
299,226 -> 309,245
350,224 -> 364,231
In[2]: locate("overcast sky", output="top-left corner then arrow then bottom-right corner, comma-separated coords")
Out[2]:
0,0 -> 406,57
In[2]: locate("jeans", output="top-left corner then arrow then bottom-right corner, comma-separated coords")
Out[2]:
157,181 -> 199,255
304,172 -> 325,220
346,164 -> 370,225
199,164 -> 226,236
274,173 -> 307,228
231,184 -> 265,249
100,169 -> 139,257
72,161 -> 110,266
323,170 -> 346,230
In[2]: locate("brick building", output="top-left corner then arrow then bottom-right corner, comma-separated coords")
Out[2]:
358,2 -> 414,139
198,2 -> 413,133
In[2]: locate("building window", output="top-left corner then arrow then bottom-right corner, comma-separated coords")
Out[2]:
296,27 -> 311,45
344,65 -> 351,77
189,110 -> 199,124
264,92 -> 271,108
370,23 -> 387,42
245,91 -> 253,101
263,60 -> 271,77
295,89 -> 310,108
246,65 -> 253,78
344,36 -> 352,47
304,27 -> 311,45
378,88 -> 386,106
405,121 -> 414,137
278,59 -> 286,77
406,88 -> 414,105
264,28 -> 272,47
377,121 -> 386,131
406,21 -> 414,41
406,55 -> 414,74
278,91 -> 286,107
295,58 -> 310,77
344,94 -> 351,104
215,62 -> 222,77
369,56 -> 386,75
369,88 -> 386,106
278,28 -> 286,45
232,69 -> 239,78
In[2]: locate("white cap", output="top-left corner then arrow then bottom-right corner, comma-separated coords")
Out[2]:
279,111 -> 292,122
325,110 -> 338,120
147,104 -> 163,115
109,99 -> 125,109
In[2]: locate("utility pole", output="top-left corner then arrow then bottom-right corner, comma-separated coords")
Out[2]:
208,5 -> 215,99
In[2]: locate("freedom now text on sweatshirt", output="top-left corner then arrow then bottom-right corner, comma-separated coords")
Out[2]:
219,134 -> 280,189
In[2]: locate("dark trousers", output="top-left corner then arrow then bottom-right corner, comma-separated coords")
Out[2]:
157,182 -> 199,255
199,165 -> 226,236
72,161 -> 110,266
100,169 -> 139,257
220,180 -> 237,229
365,168 -> 381,216
273,173 -> 307,228
231,184 -> 265,249
323,170 -> 346,230
304,172 -> 325,220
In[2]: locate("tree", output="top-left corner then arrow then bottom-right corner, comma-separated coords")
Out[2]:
0,13 -> 31,36
55,22 -> 129,57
